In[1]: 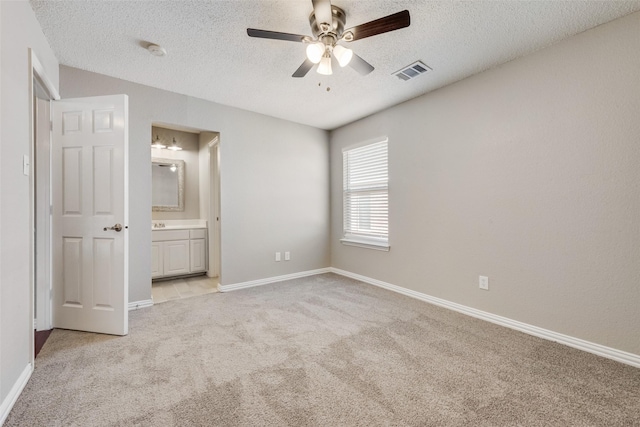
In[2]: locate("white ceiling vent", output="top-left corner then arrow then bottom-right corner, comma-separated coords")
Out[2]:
393,61 -> 432,81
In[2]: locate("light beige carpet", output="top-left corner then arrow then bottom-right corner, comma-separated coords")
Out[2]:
6,273 -> 640,426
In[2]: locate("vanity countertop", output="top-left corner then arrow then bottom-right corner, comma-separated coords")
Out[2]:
152,219 -> 207,230
153,225 -> 206,230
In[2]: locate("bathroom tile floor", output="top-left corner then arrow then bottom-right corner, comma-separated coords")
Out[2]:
152,275 -> 219,304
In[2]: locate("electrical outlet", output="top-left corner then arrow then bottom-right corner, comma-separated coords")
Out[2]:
275,252 -> 281,262
479,276 -> 489,290
284,251 -> 290,261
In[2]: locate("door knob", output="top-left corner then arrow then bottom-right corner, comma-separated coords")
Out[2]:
104,223 -> 123,232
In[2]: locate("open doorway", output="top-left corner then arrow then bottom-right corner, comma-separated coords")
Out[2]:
29,50 -> 60,358
149,124 -> 221,304
33,77 -> 52,356
30,52 -> 131,353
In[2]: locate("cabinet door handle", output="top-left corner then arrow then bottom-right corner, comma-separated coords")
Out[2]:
104,223 -> 123,232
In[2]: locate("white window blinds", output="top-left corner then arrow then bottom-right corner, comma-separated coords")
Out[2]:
342,139 -> 389,249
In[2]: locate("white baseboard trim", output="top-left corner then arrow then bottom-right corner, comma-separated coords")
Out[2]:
330,268 -> 640,369
128,299 -> 154,311
220,268 -> 332,292
0,363 -> 33,425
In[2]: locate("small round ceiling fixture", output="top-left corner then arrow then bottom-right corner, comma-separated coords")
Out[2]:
147,44 -> 167,57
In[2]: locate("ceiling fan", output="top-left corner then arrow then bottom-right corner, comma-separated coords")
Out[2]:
247,0 -> 410,78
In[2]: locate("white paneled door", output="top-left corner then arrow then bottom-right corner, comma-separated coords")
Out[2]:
52,95 -> 129,335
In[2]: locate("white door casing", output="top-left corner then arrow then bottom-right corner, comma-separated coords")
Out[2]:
208,138 -> 221,278
35,96 -> 52,331
52,95 -> 129,335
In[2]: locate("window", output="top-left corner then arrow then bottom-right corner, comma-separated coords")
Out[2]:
341,138 -> 389,250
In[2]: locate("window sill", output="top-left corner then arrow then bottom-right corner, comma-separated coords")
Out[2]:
340,238 -> 390,251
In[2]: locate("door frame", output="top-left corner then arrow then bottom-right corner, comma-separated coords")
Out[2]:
208,137 -> 221,280
28,49 -> 60,362
150,124 -> 220,292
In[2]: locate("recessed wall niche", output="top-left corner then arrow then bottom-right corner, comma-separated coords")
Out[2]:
151,126 -> 200,220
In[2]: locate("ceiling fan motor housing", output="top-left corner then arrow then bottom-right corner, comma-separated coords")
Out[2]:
309,5 -> 346,40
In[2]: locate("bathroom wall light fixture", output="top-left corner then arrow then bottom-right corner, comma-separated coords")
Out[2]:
166,137 -> 183,151
151,135 -> 166,149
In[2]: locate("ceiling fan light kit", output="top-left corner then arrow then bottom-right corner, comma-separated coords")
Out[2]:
332,44 -> 353,67
317,55 -> 333,75
306,42 -> 325,64
247,0 -> 410,78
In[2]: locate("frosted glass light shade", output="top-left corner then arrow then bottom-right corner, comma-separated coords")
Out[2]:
167,137 -> 183,151
151,135 -> 166,149
333,45 -> 353,67
317,56 -> 332,75
306,42 -> 325,64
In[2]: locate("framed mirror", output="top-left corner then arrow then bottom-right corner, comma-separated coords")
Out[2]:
152,158 -> 185,211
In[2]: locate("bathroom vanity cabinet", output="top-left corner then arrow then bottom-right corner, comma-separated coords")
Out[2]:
152,228 -> 207,279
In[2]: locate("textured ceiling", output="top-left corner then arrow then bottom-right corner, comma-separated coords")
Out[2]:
30,1 -> 640,130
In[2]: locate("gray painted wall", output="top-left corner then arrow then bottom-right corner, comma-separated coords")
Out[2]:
2,0 -> 638,415
0,0 -> 59,403
59,66 -> 330,302
330,12 -> 640,356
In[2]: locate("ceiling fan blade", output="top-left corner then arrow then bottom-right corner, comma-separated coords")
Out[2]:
343,10 -> 410,42
312,0 -> 333,26
247,28 -> 308,43
293,59 -> 315,78
349,53 -> 374,76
